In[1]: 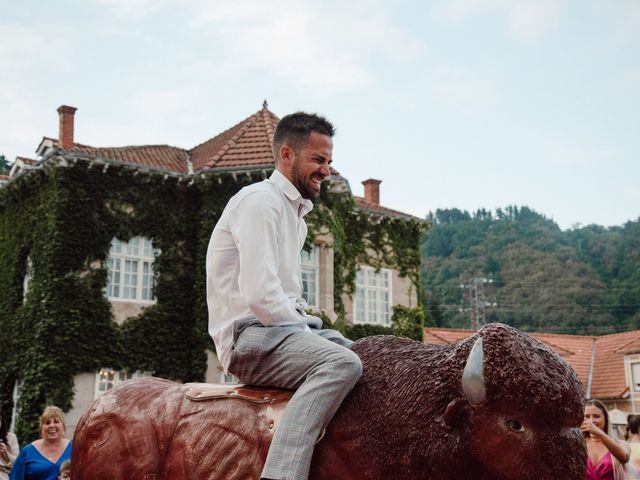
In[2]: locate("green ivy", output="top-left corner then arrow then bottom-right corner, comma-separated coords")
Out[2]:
0,161 -> 424,442
314,305 -> 425,341
307,182 -> 425,319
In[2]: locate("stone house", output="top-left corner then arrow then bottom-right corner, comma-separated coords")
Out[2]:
1,103 -> 423,436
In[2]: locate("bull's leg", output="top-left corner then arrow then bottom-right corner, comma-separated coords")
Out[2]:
227,326 -> 363,480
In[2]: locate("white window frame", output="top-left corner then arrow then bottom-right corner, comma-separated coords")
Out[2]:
626,354 -> 640,393
106,237 -> 159,302
632,363 -> 640,392
219,371 -> 240,384
300,246 -> 320,308
94,368 -> 152,399
353,266 -> 392,326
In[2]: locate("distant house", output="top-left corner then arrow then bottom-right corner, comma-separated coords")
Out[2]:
425,327 -> 640,438
1,103 -> 424,437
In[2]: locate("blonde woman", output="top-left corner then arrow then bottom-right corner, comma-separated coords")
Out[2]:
581,399 -> 630,480
9,406 -> 71,480
0,415 -> 19,480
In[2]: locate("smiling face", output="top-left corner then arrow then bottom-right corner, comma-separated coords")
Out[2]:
584,404 -> 607,431
41,415 -> 65,440
278,131 -> 333,200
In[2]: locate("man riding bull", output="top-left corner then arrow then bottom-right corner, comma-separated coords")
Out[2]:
206,112 -> 362,480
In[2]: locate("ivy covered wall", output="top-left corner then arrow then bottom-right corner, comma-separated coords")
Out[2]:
0,158 -> 424,442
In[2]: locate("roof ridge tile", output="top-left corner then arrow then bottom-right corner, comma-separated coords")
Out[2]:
210,113 -> 259,165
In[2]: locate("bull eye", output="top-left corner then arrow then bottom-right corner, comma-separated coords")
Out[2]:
507,418 -> 525,433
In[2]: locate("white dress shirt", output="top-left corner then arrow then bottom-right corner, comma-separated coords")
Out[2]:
206,170 -> 314,371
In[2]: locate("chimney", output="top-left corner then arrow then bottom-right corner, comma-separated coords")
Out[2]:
362,178 -> 382,205
57,105 -> 77,149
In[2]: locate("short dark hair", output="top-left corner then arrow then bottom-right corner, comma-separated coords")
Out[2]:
628,414 -> 640,435
272,112 -> 335,163
0,412 -> 8,444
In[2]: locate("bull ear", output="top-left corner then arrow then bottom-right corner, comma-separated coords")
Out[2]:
462,337 -> 486,405
444,398 -> 467,427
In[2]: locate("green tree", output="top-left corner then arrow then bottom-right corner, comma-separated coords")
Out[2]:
421,207 -> 639,334
0,155 -> 10,174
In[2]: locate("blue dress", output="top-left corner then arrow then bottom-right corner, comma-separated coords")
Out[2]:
9,442 -> 72,480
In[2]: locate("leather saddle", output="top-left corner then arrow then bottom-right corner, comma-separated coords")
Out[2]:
181,383 -> 325,443
182,383 -> 293,404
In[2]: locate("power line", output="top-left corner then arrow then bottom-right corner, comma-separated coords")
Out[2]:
440,303 -> 640,311
459,277 -> 497,330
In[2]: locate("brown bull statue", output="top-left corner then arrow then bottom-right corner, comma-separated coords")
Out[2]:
72,323 -> 587,479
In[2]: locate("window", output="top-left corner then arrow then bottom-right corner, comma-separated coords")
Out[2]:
106,237 -> 159,301
631,362 -> 640,392
219,371 -> 240,384
94,368 -> 152,399
300,246 -> 319,308
354,266 -> 392,326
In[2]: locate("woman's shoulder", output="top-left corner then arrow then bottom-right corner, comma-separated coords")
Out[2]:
15,442 -> 36,458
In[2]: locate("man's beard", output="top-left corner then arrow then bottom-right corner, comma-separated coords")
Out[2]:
291,162 -> 319,200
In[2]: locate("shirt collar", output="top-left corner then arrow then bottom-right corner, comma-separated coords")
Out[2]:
270,170 -> 314,217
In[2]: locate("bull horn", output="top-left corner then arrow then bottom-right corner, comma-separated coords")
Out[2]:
462,337 -> 486,405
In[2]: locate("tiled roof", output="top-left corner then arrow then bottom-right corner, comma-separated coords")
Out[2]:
533,333 -> 594,386
424,326 -> 640,400
69,143 -> 190,174
354,196 -> 423,221
190,104 -> 278,172
423,328 -> 471,345
614,335 -> 640,354
590,331 -> 640,400
0,175 -> 10,181
36,103 -> 419,220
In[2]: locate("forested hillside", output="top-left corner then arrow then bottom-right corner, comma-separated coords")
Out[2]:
421,206 -> 640,335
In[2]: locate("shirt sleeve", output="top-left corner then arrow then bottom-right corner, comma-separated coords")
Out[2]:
229,191 -> 304,327
6,433 -> 19,466
8,446 -> 26,480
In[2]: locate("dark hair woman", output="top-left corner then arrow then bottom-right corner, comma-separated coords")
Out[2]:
0,414 -> 20,480
582,399 -> 630,480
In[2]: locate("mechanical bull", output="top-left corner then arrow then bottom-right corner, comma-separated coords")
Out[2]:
72,323 -> 587,479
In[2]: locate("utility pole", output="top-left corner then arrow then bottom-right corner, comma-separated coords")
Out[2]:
460,277 -> 494,330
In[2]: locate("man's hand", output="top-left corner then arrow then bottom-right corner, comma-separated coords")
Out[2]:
0,441 -> 10,463
305,315 -> 323,330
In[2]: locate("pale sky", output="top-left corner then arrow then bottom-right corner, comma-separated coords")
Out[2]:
1,0 -> 638,230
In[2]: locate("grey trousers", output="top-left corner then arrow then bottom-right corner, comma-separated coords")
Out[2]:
227,319 -> 363,480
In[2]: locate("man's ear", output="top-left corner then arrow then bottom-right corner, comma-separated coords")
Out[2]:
279,144 -> 295,166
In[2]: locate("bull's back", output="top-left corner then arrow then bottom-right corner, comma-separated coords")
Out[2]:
72,377 -> 286,479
